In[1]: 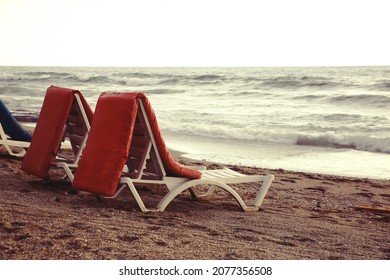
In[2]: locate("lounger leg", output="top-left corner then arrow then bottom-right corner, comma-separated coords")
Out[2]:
190,174 -> 274,205
54,162 -> 76,182
253,174 -> 274,208
162,174 -> 274,212
3,145 -> 26,157
118,178 -> 159,213
157,179 -> 261,212
53,162 -> 82,182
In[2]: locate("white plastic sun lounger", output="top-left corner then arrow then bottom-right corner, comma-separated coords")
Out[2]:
71,92 -> 274,212
0,100 -> 32,157
117,167 -> 274,212
22,86 -> 93,179
0,123 -> 31,157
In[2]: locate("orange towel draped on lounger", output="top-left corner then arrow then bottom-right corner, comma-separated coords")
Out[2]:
72,92 -> 201,197
22,86 -> 93,178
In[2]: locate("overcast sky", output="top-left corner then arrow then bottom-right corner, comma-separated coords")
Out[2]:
0,0 -> 389,67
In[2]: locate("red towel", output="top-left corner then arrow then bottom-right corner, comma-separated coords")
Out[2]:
22,86 -> 92,178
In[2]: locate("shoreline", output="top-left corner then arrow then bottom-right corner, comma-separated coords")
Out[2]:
0,146 -> 389,260
172,147 -> 389,182
18,117 -> 390,180
164,133 -> 390,180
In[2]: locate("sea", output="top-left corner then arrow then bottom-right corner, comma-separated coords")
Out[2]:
1,66 -> 389,179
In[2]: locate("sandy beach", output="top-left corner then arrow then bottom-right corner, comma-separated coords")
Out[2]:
0,146 -> 389,260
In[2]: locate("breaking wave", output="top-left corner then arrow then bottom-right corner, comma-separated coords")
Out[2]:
329,94 -> 390,107
296,134 -> 390,154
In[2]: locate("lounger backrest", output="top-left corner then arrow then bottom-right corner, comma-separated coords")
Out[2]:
61,94 -> 92,163
22,86 -> 93,178
137,94 -> 202,179
0,100 -> 32,142
126,110 -> 164,179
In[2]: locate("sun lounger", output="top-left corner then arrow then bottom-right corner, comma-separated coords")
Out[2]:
0,100 -> 32,157
22,86 -> 93,179
71,92 -> 274,212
